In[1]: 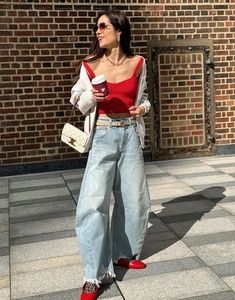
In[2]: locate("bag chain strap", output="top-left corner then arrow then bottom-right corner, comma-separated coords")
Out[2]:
67,105 -> 77,124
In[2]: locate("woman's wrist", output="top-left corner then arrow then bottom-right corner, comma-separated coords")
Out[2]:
139,106 -> 145,116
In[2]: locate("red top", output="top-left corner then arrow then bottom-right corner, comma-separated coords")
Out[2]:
83,57 -> 143,115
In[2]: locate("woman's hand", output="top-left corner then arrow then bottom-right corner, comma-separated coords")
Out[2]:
92,88 -> 105,102
129,105 -> 145,117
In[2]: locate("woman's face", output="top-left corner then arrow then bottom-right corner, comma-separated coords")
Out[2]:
95,15 -> 120,49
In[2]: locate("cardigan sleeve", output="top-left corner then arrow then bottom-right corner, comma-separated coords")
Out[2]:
70,64 -> 96,115
137,59 -> 151,115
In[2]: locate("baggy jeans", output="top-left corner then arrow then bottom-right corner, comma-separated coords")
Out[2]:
75,122 -> 151,284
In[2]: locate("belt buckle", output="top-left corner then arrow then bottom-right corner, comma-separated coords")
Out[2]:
119,120 -> 126,127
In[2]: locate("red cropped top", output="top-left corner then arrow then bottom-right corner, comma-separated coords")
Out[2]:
83,57 -> 143,115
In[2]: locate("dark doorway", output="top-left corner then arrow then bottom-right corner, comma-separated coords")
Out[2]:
147,39 -> 215,160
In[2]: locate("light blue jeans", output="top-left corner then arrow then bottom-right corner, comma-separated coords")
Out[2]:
75,120 -> 150,284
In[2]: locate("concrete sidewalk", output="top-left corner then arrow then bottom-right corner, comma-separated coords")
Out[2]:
0,155 -> 235,300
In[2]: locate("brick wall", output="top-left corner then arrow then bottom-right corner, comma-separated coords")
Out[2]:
0,1 -> 235,169
159,52 -> 205,149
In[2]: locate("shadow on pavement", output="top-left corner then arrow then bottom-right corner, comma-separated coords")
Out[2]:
115,186 -> 225,282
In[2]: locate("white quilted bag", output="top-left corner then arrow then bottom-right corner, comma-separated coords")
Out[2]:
61,123 -> 89,153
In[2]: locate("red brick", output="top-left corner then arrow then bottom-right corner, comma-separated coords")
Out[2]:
0,4 -> 234,165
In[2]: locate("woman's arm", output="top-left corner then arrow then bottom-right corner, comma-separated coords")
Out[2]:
70,64 -> 96,115
132,58 -> 151,116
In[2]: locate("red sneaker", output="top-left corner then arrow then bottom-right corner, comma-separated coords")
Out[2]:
80,282 -> 99,300
114,258 -> 146,269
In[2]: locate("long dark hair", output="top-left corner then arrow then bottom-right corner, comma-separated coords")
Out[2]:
74,10 -> 134,73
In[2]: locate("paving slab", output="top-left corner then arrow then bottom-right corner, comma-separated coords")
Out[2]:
211,262 -> 235,278
0,198 -> 8,209
216,165 -> 235,174
197,186 -> 229,200
183,231 -> 235,247
10,200 -> 75,219
10,176 -> 65,190
0,232 -> 9,248
0,187 -> 8,196
180,174 -> 235,186
147,212 -> 170,232
144,163 -> 166,175
11,237 -> 79,264
159,164 -> 217,176
10,231 -> 76,247
218,202 -> 235,215
157,159 -> 201,167
63,181 -> 81,194
11,254 -> 80,275
0,288 -> 10,300
9,187 -> 71,203
167,216 -> 235,237
147,174 -> 178,186
101,297 -> 123,300
11,264 -> 84,299
0,275 -> 9,289
155,199 -> 217,217
11,285 -> 121,300
159,207 -> 231,224
0,256 -> 9,299
148,182 -> 195,200
62,169 -> 85,180
2,156 -> 235,299
10,215 -> 76,238
115,257 -> 204,281
117,268 -> 229,300
222,276 -> 235,292
0,247 -> 9,257
0,256 -> 9,277
219,186 -> 235,198
8,172 -> 63,181
191,240 -> 235,266
141,240 -> 196,263
0,213 -> 9,233
201,156 -> 235,165
182,291 -> 235,300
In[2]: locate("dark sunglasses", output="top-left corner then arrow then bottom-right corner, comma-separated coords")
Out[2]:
93,22 -> 113,32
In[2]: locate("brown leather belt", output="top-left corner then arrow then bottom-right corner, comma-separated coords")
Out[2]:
96,118 -> 136,127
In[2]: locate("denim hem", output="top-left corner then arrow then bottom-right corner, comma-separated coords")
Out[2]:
84,279 -> 101,287
84,271 -> 116,287
77,125 -> 150,284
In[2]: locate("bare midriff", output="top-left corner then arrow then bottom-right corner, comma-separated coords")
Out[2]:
82,58 -> 144,118
98,112 -> 132,119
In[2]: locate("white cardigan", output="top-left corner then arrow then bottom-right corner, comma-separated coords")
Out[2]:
70,56 -> 151,151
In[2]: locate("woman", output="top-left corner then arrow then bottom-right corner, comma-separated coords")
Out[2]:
70,10 -> 151,300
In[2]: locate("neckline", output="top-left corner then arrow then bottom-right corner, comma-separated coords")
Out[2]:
83,57 -> 143,83
103,54 -> 127,66
107,74 -> 138,85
